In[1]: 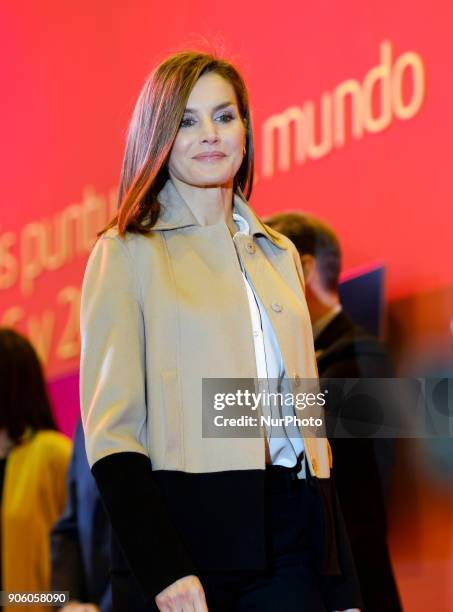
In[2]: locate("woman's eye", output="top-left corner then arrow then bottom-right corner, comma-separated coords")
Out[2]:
216,112 -> 235,123
179,112 -> 235,128
180,117 -> 195,128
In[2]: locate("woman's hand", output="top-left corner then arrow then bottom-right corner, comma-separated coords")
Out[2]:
155,575 -> 208,611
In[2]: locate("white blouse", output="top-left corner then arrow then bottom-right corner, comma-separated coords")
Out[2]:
232,213 -> 305,478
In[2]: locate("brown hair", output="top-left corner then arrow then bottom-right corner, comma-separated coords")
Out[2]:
264,212 -> 342,292
101,51 -> 254,237
0,328 -> 57,445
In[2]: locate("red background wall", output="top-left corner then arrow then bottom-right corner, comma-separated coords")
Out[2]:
1,2 -> 452,609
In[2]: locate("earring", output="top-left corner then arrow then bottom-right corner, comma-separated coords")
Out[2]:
242,144 -> 246,156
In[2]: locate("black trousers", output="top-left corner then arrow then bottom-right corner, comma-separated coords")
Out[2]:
199,464 -> 327,612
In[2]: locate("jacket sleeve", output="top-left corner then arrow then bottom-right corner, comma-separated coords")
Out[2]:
80,233 -> 197,603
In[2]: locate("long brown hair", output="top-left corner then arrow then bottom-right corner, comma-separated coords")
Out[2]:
101,51 -> 255,237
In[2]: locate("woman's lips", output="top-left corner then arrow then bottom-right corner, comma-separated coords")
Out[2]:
193,153 -> 227,162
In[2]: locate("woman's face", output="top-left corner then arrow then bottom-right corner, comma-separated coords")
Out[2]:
168,72 -> 246,189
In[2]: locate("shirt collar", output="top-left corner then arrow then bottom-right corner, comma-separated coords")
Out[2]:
232,212 -> 250,235
150,179 -> 287,250
312,304 -> 342,341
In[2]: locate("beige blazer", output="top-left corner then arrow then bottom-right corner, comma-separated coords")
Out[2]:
80,179 -> 332,479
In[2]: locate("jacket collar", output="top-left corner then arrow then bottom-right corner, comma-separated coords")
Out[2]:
152,179 -> 287,250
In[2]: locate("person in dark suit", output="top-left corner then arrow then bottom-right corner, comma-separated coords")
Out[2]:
264,212 -> 402,612
51,420 -> 112,612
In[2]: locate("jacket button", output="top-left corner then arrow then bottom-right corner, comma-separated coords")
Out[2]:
294,374 -> 301,387
271,302 -> 283,313
245,242 -> 256,254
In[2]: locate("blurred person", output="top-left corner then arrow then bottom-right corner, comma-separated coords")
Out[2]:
264,212 -> 402,612
80,51 -> 362,612
0,328 -> 71,612
51,420 -> 112,612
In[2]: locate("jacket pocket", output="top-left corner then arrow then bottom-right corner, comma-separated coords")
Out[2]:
160,369 -> 183,469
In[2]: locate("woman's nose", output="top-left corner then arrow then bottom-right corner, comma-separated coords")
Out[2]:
200,118 -> 220,143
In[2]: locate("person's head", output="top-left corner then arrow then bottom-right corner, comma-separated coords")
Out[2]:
103,51 -> 254,236
264,212 -> 342,317
0,328 -> 57,445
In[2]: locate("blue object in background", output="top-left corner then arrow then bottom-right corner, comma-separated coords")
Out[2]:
339,265 -> 385,339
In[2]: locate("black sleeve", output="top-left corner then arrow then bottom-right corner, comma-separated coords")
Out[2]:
91,452 -> 198,604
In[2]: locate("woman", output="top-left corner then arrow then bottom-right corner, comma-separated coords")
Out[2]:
80,51 -> 361,612
0,328 -> 71,612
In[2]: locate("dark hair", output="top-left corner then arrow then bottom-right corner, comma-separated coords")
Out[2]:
0,328 -> 57,445
100,50 -> 254,237
264,212 -> 342,292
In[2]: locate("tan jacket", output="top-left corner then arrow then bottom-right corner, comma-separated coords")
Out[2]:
80,179 -> 331,479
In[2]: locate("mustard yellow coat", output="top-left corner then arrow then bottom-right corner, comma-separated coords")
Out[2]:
2,430 -> 71,612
